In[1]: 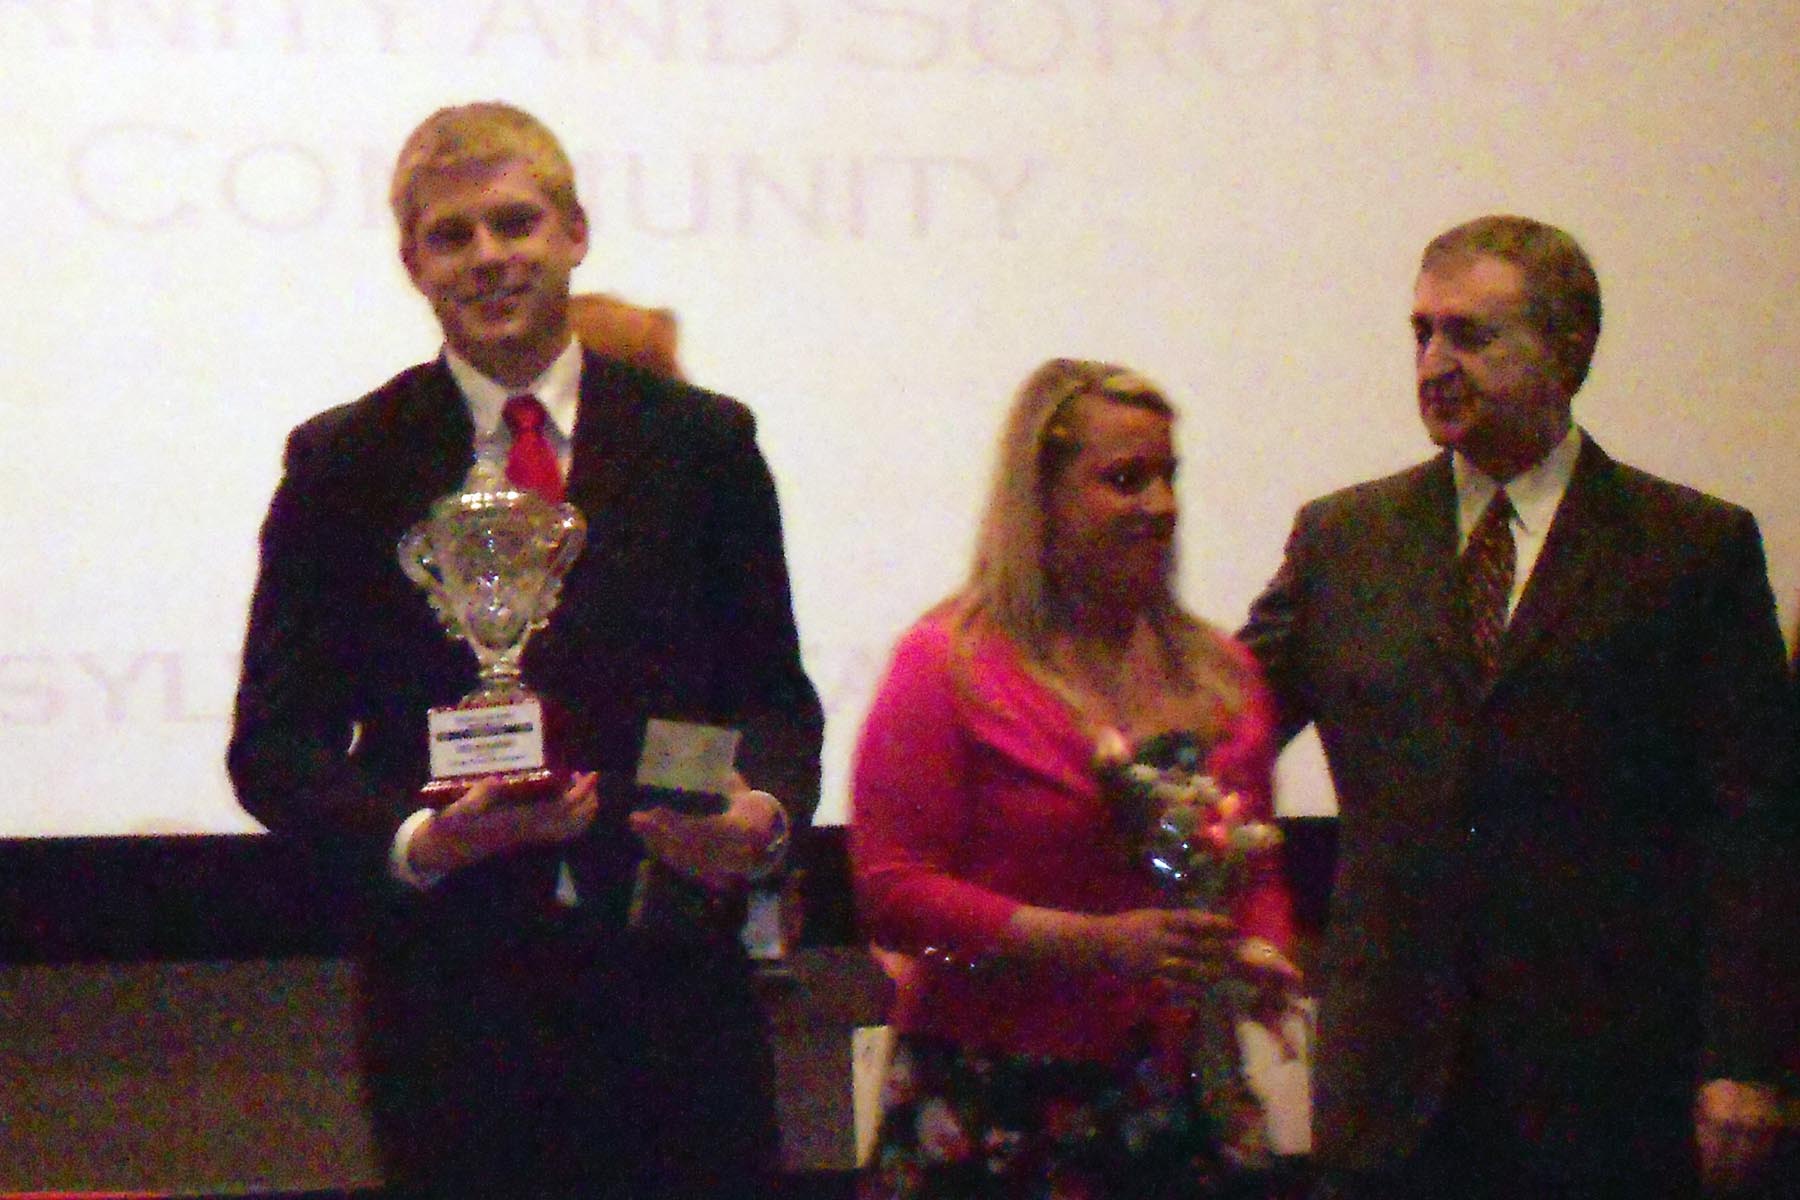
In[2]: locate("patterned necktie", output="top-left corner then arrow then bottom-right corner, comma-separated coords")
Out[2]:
1461,488 -> 1515,681
501,394 -> 563,503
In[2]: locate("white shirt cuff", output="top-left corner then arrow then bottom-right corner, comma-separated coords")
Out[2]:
744,792 -> 791,883
389,807 -> 446,891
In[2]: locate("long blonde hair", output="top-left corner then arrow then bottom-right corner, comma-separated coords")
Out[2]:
949,358 -> 1247,737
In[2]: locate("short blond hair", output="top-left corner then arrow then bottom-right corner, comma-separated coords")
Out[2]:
390,102 -> 582,239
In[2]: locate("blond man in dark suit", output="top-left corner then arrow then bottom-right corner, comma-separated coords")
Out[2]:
229,102 -> 821,1200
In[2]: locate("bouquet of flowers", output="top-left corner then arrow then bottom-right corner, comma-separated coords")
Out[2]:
1094,728 -> 1286,1170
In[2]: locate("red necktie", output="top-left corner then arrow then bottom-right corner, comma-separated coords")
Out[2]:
1461,489 -> 1515,682
502,394 -> 564,503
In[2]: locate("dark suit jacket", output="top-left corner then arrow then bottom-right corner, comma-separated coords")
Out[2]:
227,350 -> 823,1194
1241,436 -> 1792,1183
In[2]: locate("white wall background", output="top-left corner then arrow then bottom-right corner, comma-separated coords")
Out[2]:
1,1 -> 1796,834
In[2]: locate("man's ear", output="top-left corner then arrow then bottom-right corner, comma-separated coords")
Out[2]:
1563,329 -> 1596,390
566,203 -> 591,264
399,236 -> 421,287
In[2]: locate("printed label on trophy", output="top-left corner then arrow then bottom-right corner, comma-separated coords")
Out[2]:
427,699 -> 547,781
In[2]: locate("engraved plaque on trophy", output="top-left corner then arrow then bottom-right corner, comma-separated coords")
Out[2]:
398,457 -> 586,805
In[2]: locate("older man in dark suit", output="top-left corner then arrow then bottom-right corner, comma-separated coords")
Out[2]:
1241,215 -> 1793,1198
228,102 -> 822,1200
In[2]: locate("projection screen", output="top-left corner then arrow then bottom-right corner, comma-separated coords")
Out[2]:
1,1 -> 1796,834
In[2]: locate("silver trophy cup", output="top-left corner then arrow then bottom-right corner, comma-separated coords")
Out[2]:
398,458 -> 587,803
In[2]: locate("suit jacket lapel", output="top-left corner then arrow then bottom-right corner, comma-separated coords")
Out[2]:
394,358 -> 478,510
1400,453 -> 1482,695
1493,436 -> 1618,681
565,352 -> 657,522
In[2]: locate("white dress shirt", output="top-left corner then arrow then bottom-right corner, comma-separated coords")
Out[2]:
1452,426 -> 1583,622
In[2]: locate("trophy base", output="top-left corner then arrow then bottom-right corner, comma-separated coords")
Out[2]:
421,691 -> 573,807
418,765 -> 567,808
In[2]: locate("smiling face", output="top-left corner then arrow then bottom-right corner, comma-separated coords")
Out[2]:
401,159 -> 588,387
1044,393 -> 1178,612
1412,253 -> 1573,480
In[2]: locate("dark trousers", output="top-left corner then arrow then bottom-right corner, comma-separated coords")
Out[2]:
363,913 -> 779,1200
1315,1039 -> 1701,1200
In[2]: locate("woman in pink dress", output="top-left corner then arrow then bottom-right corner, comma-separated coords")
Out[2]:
852,359 -> 1301,1199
